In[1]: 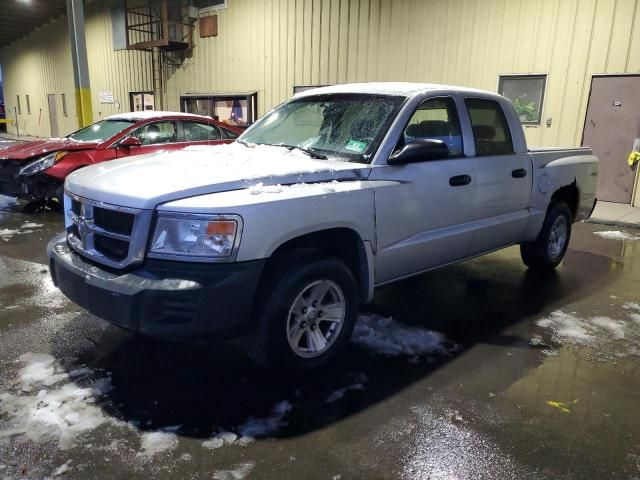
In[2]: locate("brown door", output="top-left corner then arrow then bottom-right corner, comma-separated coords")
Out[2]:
582,76 -> 640,204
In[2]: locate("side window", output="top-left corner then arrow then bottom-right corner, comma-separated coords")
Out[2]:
221,127 -> 239,140
403,97 -> 463,157
133,121 -> 177,145
465,98 -> 514,156
182,121 -> 222,141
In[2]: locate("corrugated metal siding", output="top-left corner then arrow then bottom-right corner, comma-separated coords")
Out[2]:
84,2 -> 153,120
1,0 -> 639,146
166,0 -> 640,148
0,18 -> 77,138
0,2 -> 153,137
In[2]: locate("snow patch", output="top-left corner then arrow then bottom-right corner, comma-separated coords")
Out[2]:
623,302 -> 640,312
202,431 -> 249,450
237,400 -> 292,438
536,311 -> 594,344
352,314 -> 448,357
52,460 -> 72,476
248,182 -> 283,195
593,230 -> 640,241
590,316 -> 625,339
138,431 -> 178,457
326,383 -> 365,403
21,222 -> 44,229
535,310 -> 640,358
627,312 -> 640,326
0,353 -> 113,449
0,222 -> 45,241
212,462 -> 255,480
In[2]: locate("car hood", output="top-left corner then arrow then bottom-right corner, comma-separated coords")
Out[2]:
0,138 -> 99,161
65,143 -> 372,209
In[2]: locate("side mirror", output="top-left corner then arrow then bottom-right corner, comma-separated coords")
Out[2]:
388,139 -> 449,165
119,136 -> 142,148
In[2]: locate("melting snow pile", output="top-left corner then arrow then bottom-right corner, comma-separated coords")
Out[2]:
212,462 -> 255,480
236,400 -> 293,439
246,180 -> 342,195
326,383 -> 365,403
536,309 -> 640,358
138,431 -> 179,458
0,222 -> 45,241
0,353 -> 113,449
352,314 -> 449,357
594,230 -> 640,241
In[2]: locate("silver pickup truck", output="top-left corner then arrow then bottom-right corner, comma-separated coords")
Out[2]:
48,83 -> 598,370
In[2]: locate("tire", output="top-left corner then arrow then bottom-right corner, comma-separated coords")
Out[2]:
520,201 -> 572,270
245,250 -> 359,371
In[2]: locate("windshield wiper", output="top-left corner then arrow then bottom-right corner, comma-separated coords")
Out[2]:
279,144 -> 328,160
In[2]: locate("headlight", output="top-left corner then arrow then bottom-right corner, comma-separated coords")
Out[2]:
149,214 -> 241,260
19,151 -> 68,176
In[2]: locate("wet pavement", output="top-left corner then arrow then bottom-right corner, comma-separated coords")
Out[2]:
1,193 -> 640,479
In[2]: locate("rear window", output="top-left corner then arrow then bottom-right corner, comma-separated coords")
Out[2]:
67,120 -> 135,142
465,98 -> 514,156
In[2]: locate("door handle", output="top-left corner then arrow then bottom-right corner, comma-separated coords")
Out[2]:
512,168 -> 527,178
449,174 -> 472,187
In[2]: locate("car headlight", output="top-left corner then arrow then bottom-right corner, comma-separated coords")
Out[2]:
19,151 -> 68,176
149,214 -> 241,260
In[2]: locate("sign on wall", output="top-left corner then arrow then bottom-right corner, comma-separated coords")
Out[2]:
99,91 -> 114,104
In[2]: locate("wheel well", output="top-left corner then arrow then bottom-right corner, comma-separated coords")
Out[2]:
267,228 -> 369,299
551,183 -> 579,220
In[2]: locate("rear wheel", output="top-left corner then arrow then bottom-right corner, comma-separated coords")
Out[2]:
520,201 -> 572,270
246,251 -> 359,371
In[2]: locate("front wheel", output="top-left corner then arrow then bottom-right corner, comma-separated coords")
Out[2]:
520,201 -> 572,270
245,252 -> 359,371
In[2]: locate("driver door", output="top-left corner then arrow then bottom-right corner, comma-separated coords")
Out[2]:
116,121 -> 178,157
370,96 -> 478,284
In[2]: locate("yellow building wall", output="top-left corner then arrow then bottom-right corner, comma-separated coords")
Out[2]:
0,2 -> 153,138
166,0 -> 640,148
1,0 -> 639,149
84,2 -> 153,121
0,19 -> 77,138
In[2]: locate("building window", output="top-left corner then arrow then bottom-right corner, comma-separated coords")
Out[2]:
16,95 -> 21,114
181,92 -> 258,127
194,0 -> 227,13
498,74 -> 547,125
26,95 -> 31,114
61,94 -> 68,116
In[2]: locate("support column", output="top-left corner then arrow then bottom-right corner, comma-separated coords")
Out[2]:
66,0 -> 93,128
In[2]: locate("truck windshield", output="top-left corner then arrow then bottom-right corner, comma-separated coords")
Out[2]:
67,119 -> 135,142
239,93 -> 405,162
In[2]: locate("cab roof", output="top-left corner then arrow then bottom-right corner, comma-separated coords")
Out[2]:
293,82 -> 501,99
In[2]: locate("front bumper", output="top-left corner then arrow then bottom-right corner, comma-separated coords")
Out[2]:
48,233 -> 266,342
0,170 -> 61,200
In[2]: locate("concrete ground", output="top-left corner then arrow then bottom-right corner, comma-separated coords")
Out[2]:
1,191 -> 640,480
590,201 -> 640,228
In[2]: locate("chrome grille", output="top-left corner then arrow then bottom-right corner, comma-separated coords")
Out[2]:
64,192 -> 153,269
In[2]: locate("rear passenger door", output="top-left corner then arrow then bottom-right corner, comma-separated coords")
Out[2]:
465,98 -> 532,254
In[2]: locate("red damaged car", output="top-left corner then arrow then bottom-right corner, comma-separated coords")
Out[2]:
0,111 -> 243,205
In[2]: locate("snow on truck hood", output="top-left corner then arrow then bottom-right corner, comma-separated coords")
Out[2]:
65,143 -> 371,209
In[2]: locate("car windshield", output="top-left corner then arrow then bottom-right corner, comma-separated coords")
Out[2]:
239,94 -> 405,162
67,119 -> 135,142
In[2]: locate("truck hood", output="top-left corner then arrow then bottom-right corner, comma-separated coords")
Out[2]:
0,138 -> 99,161
65,143 -> 372,209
